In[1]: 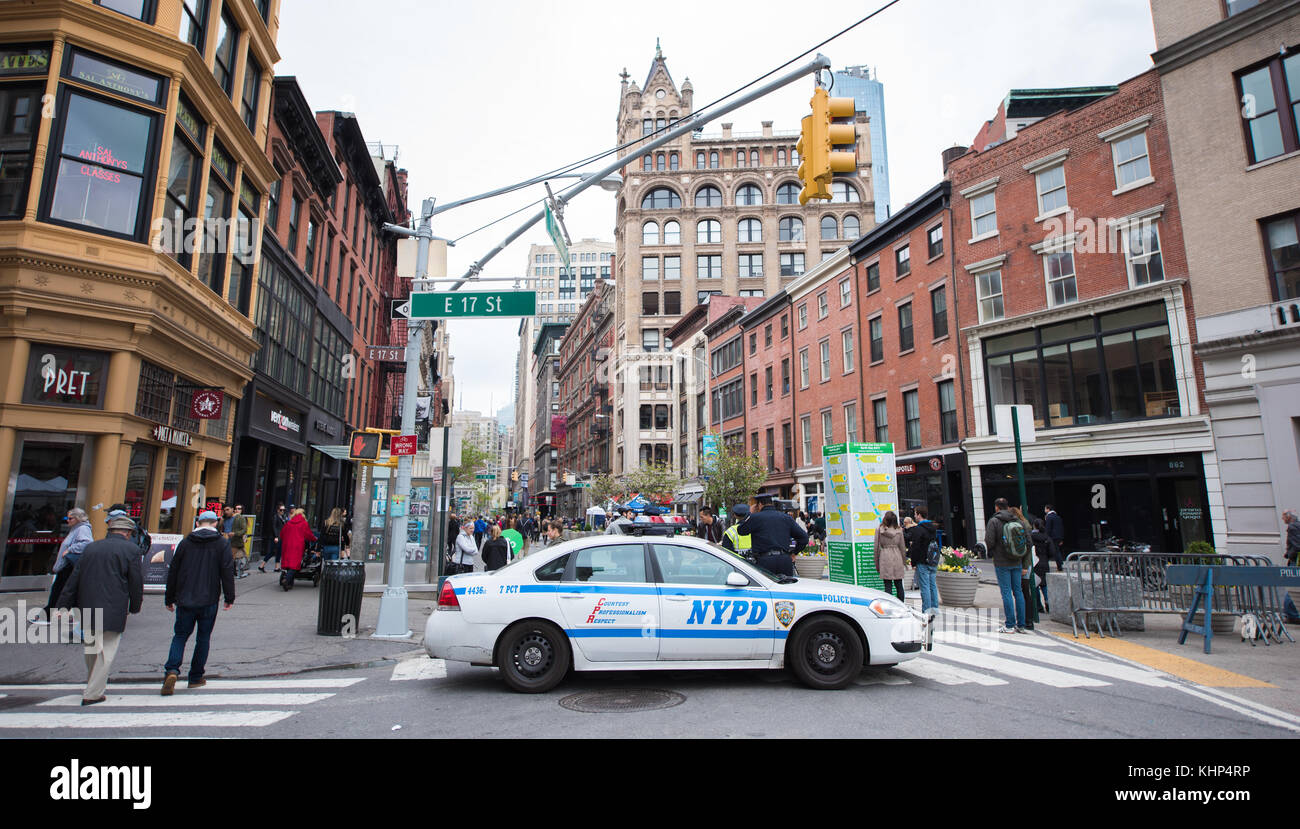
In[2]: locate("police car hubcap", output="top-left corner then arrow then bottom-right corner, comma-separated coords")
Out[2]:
523,646 -> 543,666
808,632 -> 846,673
514,633 -> 552,676
817,643 -> 837,662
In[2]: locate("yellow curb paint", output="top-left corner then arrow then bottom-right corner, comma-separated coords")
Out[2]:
1052,633 -> 1275,688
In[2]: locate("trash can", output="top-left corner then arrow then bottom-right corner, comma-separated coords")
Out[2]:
317,560 -> 365,636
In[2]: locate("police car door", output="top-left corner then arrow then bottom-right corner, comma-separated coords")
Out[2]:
555,542 -> 659,662
651,542 -> 775,661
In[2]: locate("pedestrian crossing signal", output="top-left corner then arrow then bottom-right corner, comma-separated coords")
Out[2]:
348,431 -> 382,461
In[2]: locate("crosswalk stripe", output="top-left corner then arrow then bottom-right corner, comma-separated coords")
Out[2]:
928,645 -> 1110,688
0,678 -> 365,691
0,711 -> 296,728
390,658 -> 447,681
39,693 -> 334,708
985,640 -> 1172,687
893,658 -> 1009,686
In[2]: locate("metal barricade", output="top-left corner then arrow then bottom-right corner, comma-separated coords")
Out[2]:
1063,552 -> 1288,639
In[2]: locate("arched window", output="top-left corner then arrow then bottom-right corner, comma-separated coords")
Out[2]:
779,217 -> 804,242
641,155 -> 652,172
736,184 -> 763,206
821,216 -> 838,239
750,149 -> 759,167
709,151 -> 719,169
642,118 -> 653,136
656,153 -> 665,171
669,152 -> 679,171
663,220 -> 680,244
697,219 -> 721,244
777,149 -> 787,166
831,182 -> 860,203
695,151 -> 705,169
641,188 -> 681,209
695,186 -> 722,207
776,182 -> 799,205
642,221 -> 659,245
842,215 -> 860,239
791,147 -> 800,165
738,218 -> 762,243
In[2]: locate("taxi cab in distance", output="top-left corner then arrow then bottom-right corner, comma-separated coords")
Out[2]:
425,534 -> 933,692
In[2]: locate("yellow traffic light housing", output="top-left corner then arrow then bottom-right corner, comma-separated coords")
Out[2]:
797,87 -> 858,205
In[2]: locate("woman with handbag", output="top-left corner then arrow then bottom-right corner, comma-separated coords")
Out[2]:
874,511 -> 908,602
449,523 -> 477,575
320,508 -> 344,561
481,525 -> 509,571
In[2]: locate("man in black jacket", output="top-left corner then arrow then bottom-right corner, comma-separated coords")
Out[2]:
58,514 -> 144,705
1044,505 -> 1066,571
161,510 -> 235,695
904,505 -> 939,614
737,495 -> 807,577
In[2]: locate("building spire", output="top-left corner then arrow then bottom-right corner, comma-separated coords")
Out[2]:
656,37 -> 662,59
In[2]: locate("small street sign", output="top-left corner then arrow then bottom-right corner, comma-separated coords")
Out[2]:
391,299 -> 412,319
391,435 -> 418,455
573,481 -> 591,488
406,291 -> 537,318
475,473 -> 495,480
545,202 -> 570,270
367,345 -> 406,362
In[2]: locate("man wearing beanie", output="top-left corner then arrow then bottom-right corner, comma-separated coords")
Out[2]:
56,513 -> 144,705
161,510 -> 235,695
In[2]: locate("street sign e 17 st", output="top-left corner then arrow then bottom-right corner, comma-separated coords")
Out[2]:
408,291 -> 536,318
545,203 -> 570,270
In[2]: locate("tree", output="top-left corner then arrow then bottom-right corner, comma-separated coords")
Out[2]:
623,461 -> 679,506
590,472 -> 622,509
446,440 -> 493,485
700,440 -> 768,515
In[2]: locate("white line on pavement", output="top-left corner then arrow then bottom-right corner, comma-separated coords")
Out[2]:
929,645 -> 1111,688
390,658 -> 447,681
1170,684 -> 1300,734
39,693 -> 334,707
893,659 -> 1009,686
980,640 -> 1173,687
0,711 -> 297,728
0,678 -> 366,691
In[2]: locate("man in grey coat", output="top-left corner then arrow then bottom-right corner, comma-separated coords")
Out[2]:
57,513 -> 144,705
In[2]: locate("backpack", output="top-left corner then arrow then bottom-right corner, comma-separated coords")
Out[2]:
924,536 -> 941,567
1002,519 -> 1031,562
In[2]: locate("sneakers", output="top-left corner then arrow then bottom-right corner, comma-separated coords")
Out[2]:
1015,626 -> 1029,634
187,678 -> 206,689
161,672 -> 177,696
997,626 -> 1017,634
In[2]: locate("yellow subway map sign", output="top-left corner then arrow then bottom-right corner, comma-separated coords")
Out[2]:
821,442 -> 897,588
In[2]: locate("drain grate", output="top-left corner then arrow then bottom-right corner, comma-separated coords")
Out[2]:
558,688 -> 685,713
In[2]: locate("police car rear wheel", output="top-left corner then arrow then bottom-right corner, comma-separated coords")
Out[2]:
498,620 -> 570,693
788,616 -> 863,690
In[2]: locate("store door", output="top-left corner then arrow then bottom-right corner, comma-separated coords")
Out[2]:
1,435 -> 91,589
1159,478 -> 1208,554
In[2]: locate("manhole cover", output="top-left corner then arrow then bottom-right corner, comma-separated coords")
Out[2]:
558,688 -> 685,713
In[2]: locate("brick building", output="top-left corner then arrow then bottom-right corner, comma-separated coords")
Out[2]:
555,281 -> 614,517
947,70 -> 1217,556
703,301 -> 754,461
847,181 -> 974,546
740,294 -> 795,499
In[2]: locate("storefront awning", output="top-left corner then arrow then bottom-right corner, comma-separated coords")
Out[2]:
673,492 -> 702,505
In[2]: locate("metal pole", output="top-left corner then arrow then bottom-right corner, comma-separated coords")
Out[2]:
450,53 -> 833,287
435,422 -> 450,591
374,198 -> 434,638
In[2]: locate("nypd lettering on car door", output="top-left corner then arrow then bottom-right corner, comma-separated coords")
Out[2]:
685,599 -> 768,625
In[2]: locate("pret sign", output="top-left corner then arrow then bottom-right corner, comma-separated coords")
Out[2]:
391,435 -> 418,456
191,389 -> 224,420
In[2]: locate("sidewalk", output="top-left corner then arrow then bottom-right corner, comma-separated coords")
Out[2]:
0,568 -> 432,684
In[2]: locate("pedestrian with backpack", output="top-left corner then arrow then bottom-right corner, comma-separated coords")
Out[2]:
1011,506 -> 1040,628
874,511 -> 907,602
905,505 -> 940,614
987,497 -> 1032,634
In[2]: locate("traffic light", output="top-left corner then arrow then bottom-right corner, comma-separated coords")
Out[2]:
796,87 -> 858,205
348,430 -> 382,461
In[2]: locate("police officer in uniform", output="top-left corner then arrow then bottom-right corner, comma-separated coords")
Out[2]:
721,504 -> 753,559
737,494 -> 807,577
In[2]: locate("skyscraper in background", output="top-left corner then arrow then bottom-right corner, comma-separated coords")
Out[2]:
833,66 -> 891,222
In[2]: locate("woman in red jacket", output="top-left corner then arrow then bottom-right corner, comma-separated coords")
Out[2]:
278,508 -> 316,591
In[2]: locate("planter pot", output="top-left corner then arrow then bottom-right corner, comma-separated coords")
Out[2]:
936,571 -> 979,607
794,555 -> 827,579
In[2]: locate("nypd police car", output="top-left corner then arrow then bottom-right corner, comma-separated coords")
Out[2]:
424,534 -> 933,692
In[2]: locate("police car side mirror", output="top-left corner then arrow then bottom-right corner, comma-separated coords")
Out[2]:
726,572 -> 748,587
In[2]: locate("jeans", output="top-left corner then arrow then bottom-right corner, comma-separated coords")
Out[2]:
44,565 -> 75,615
165,603 -> 219,682
915,564 -> 939,613
322,545 -> 340,561
996,566 -> 1027,628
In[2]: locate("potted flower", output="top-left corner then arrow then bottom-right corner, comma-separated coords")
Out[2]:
936,546 -> 981,607
795,543 -> 828,578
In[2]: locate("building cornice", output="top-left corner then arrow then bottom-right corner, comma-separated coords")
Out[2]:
1151,0 -> 1300,74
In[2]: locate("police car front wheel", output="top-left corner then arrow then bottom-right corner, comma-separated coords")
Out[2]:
497,620 -> 571,693
787,616 -> 864,690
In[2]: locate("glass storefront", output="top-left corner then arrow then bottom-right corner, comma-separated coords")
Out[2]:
1,433 -> 92,585
157,450 -> 187,534
123,443 -> 154,520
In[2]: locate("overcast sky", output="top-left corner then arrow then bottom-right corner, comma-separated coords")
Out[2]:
275,0 -> 1158,417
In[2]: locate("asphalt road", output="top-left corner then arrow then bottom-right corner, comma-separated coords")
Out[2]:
2,627 -> 1295,738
